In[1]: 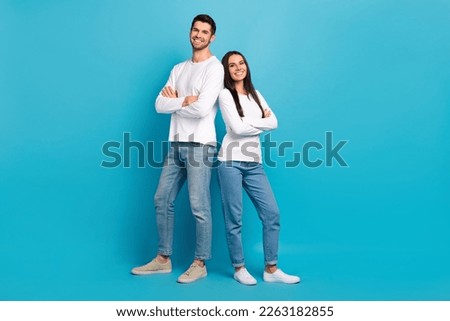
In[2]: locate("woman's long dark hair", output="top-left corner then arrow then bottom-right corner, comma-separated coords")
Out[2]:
221,51 -> 265,118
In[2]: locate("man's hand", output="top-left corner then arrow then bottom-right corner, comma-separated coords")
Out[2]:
263,109 -> 272,118
161,86 -> 198,108
182,95 -> 198,107
161,86 -> 178,98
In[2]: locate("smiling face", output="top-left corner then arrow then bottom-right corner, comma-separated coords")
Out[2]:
190,21 -> 215,50
227,54 -> 247,83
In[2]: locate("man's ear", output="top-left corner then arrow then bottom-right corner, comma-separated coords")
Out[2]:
210,34 -> 216,43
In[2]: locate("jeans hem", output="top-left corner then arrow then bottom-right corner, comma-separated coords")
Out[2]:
194,256 -> 212,261
265,260 -> 278,266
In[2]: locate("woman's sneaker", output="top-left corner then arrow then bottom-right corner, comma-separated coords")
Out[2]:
263,269 -> 300,284
234,267 -> 257,285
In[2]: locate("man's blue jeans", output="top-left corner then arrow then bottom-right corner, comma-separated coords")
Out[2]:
217,161 -> 280,267
154,142 -> 215,261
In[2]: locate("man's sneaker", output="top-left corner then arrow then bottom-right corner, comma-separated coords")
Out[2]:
177,263 -> 207,283
234,267 -> 257,285
263,269 -> 300,284
131,258 -> 172,275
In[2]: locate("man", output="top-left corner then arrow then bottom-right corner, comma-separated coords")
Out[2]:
131,14 -> 224,283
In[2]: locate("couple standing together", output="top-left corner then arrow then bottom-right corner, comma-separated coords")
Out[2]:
132,14 -> 300,286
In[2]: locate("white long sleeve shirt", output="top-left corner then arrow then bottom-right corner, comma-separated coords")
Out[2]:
155,56 -> 224,146
218,89 -> 278,163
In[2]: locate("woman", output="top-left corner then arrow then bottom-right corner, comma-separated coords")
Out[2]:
217,51 -> 300,285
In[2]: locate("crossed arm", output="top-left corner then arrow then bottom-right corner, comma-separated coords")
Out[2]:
219,90 -> 278,136
160,86 -> 198,106
155,64 -> 224,118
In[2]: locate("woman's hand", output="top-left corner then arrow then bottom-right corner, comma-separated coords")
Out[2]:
263,109 -> 272,118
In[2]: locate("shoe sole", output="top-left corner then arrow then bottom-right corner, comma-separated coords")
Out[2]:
131,269 -> 172,275
263,277 -> 301,284
234,276 -> 257,286
176,273 -> 207,284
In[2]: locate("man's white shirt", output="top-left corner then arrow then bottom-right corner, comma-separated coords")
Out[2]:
155,56 -> 224,146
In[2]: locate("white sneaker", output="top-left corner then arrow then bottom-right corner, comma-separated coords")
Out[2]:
234,268 -> 257,285
263,269 -> 300,284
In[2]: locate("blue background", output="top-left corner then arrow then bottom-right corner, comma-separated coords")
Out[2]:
1,0 -> 449,300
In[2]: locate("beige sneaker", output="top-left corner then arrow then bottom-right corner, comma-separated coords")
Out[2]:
131,258 -> 172,275
177,263 -> 207,283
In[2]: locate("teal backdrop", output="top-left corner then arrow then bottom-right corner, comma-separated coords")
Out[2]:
1,0 -> 449,300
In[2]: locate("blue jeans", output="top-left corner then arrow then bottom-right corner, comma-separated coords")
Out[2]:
217,161 -> 280,267
154,142 -> 215,260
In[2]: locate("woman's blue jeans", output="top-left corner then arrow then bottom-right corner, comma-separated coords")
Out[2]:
217,161 -> 280,267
